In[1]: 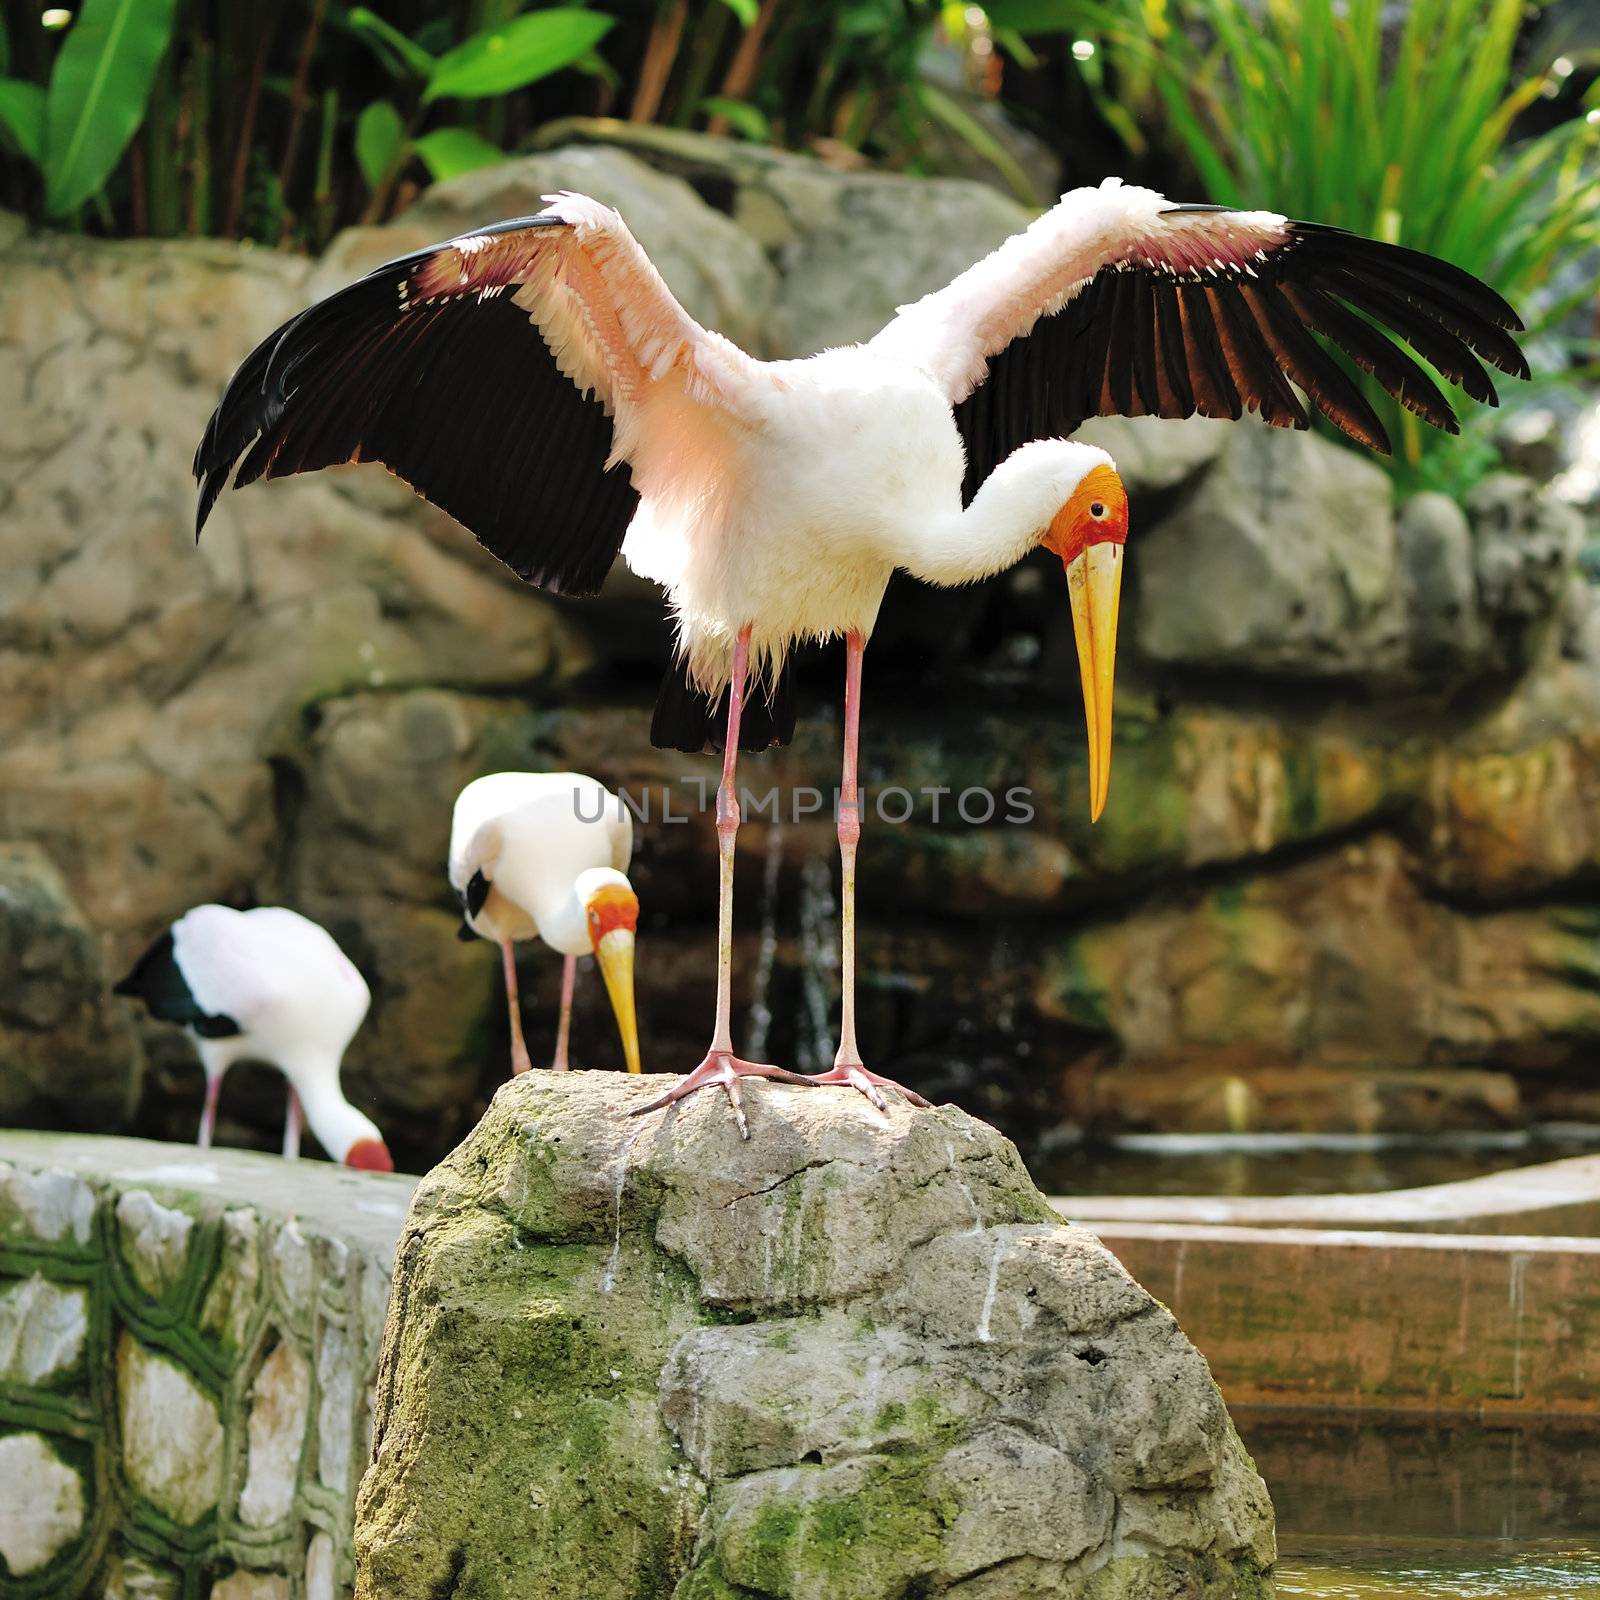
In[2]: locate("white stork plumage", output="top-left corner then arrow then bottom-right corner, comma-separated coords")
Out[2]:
114,905 -> 393,1169
193,177 -> 1526,1135
448,771 -> 643,1077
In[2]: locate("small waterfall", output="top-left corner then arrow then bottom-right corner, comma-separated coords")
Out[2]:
795,854 -> 838,1073
743,814 -> 786,1062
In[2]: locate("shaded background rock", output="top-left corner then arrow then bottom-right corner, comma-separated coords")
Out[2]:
1,130 -> 1596,1173
0,844 -> 143,1130
355,1073 -> 1274,1599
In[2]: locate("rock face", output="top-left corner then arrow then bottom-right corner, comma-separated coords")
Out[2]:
1,127 -> 1596,1165
356,1074 -> 1275,1600
0,842 -> 143,1130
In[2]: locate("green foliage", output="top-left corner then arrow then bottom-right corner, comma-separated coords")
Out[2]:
0,0 -> 179,217
411,125 -> 507,178
1093,0 -> 1600,490
423,9 -> 614,101
0,78 -> 45,162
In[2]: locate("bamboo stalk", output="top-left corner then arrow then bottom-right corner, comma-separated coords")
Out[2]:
277,0 -> 329,245
708,0 -> 780,136
630,0 -> 690,125
223,13 -> 278,239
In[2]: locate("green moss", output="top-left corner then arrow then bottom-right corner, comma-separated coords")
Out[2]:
708,1455 -> 947,1599
1082,1551 -> 1275,1600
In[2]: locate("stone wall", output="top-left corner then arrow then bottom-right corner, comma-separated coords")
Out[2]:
0,1131 -> 414,1598
2,127 -> 1597,1172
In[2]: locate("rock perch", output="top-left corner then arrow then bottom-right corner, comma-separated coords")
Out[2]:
355,1073 -> 1274,1598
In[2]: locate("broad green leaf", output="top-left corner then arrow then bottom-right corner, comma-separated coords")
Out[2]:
424,10 -> 615,103
355,98 -> 405,189
345,7 -> 437,79
0,78 -> 45,166
700,95 -> 770,141
715,0 -> 759,24
412,127 -> 505,181
42,0 -> 179,216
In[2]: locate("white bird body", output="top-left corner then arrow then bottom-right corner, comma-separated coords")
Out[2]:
115,905 -> 390,1168
450,772 -> 633,953
449,771 -> 642,1076
621,348 -> 960,686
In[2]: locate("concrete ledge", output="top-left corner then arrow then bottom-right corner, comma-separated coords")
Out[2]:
1088,1220 -> 1600,1416
1054,1153 -> 1600,1235
0,1132 -> 416,1599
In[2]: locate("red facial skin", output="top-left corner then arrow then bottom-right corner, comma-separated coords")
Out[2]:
586,892 -> 639,953
346,1138 -> 395,1172
1041,463 -> 1129,566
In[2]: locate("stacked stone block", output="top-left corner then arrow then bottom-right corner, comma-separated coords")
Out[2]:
0,1133 -> 413,1599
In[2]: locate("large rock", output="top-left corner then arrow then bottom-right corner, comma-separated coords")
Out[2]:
355,1074 -> 1275,1599
0,842 -> 143,1129
525,120 -> 1033,356
1133,423 -> 1405,679
1038,833 -> 1600,1119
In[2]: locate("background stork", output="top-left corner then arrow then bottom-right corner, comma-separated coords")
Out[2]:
450,771 -> 643,1078
114,905 -> 392,1169
193,178 -> 1525,1135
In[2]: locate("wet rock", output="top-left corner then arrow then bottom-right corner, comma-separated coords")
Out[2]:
1133,423 -> 1405,679
355,1073 -> 1274,1599
1039,835 -> 1600,1113
0,842 -> 143,1130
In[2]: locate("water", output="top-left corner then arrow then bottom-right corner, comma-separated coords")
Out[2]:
1033,1127 -> 1600,1200
1239,1410 -> 1600,1599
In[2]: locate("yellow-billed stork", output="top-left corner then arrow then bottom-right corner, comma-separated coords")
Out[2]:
114,905 -> 393,1169
449,771 -> 643,1077
192,178 -> 1526,1136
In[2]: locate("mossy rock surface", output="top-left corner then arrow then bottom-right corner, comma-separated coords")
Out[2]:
354,1073 -> 1275,1598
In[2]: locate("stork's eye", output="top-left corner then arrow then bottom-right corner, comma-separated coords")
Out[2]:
1090,501 -> 1107,519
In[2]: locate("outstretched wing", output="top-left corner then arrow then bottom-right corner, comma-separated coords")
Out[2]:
870,179 -> 1528,500
194,195 -> 757,594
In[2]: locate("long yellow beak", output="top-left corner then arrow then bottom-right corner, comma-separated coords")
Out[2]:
1066,541 -> 1123,823
595,928 -> 642,1073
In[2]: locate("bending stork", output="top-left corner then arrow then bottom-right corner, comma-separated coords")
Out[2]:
449,771 -> 643,1078
193,178 -> 1526,1136
115,905 -> 393,1169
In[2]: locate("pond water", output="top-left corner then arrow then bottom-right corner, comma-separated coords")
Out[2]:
1238,1410 -> 1600,1599
1033,1127 -> 1600,1199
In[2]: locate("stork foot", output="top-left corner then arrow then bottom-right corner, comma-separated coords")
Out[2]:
629,1051 -> 814,1140
807,1060 -> 931,1112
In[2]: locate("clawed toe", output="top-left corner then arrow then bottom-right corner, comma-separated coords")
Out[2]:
809,1061 -> 931,1110
628,1051 -> 815,1139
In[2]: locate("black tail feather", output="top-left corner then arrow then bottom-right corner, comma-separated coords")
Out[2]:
651,659 -> 796,754
113,928 -> 241,1037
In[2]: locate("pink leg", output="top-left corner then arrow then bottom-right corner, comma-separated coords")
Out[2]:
631,626 -> 812,1138
503,940 -> 533,1076
551,953 -> 576,1072
282,1087 -> 303,1159
197,1071 -> 221,1150
808,631 -> 929,1111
